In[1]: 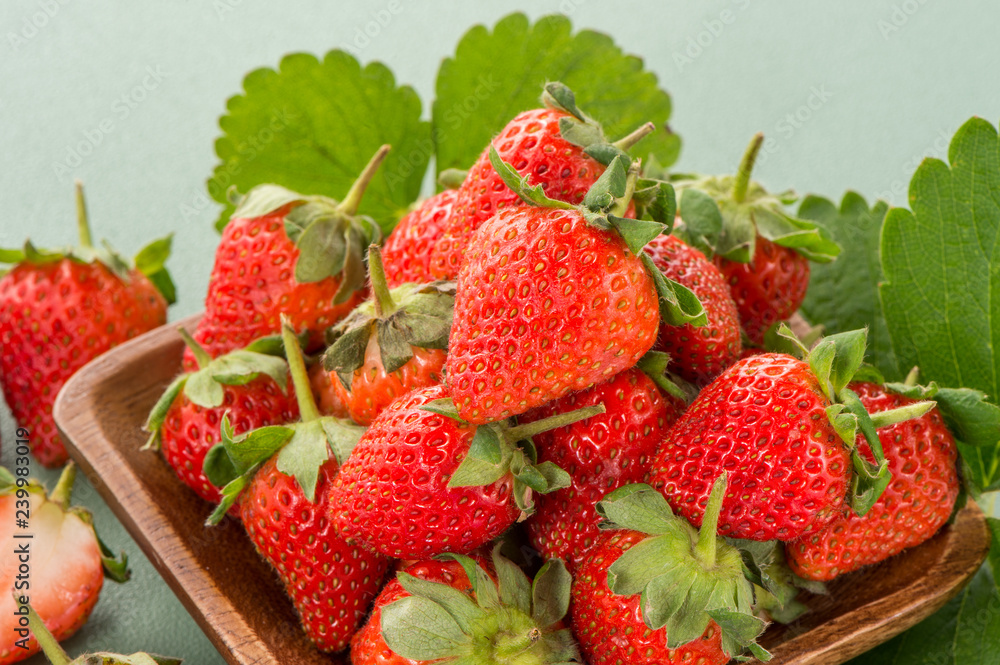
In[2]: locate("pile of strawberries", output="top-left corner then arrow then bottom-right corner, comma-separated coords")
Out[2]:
0,84 -> 965,664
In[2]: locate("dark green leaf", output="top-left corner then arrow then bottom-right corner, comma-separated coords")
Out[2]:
606,216 -> 666,254
210,51 -> 430,233
221,417 -> 294,475
433,13 -> 679,175
202,443 -> 239,488
706,608 -> 769,660
934,388 -> 1000,493
275,420 -> 331,502
321,418 -> 366,466
678,188 -> 723,254
448,425 -> 508,488
492,546 -> 532,615
880,117 -> 1000,404
798,193 -> 899,379
641,254 -> 708,327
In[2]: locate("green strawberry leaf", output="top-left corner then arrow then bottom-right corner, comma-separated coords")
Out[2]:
209,51 -> 430,233
220,416 -> 294,475
880,117 -> 1000,408
846,564 -> 1000,665
880,117 -> 1000,495
641,253 -> 709,327
142,374 -> 188,450
448,425 -> 508,488
396,571 -> 486,635
706,608 -> 771,662
491,545 -> 532,616
202,443 -> 239,488
596,483 -> 677,535
798,193 -> 899,380
677,187 -> 723,255
433,12 -> 679,175
531,559 -> 572,629
275,420 -> 330,502
380,595 -> 472,660
932,388 -> 1000,493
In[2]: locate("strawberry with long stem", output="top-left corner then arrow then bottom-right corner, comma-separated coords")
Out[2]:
205,316 -> 389,652
318,245 -> 453,425
143,329 -> 298,508
0,182 -> 173,466
187,145 -> 391,366
672,134 -> 840,343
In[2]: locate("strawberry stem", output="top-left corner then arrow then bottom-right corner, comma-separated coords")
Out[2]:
438,168 -> 468,190
612,121 -> 656,151
74,180 -> 93,249
338,144 -> 391,216
608,163 -> 639,218
49,461 -> 77,509
904,366 -> 921,387
177,326 -> 211,370
19,598 -> 71,665
280,316 -> 321,423
367,245 -> 396,318
732,133 -> 764,204
869,401 -> 936,429
694,472 -> 727,569
506,404 -> 605,442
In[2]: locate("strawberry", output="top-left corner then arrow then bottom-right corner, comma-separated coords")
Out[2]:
143,330 -> 298,508
572,477 -> 768,664
786,380 -> 959,581
429,82 -> 654,280
520,366 -> 686,570
647,327 -> 934,541
381,189 -> 459,287
643,234 -> 742,385
351,548 -> 578,665
12,597 -> 179,665
446,146 -> 705,424
206,319 -> 389,652
0,183 -> 172,467
1,463 -> 130,664
318,246 -> 452,425
186,145 -> 390,367
672,133 -> 840,343
326,384 -> 603,559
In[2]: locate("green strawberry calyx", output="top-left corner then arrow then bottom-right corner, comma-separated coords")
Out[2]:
380,545 -> 579,665
0,181 -> 176,304
13,594 -> 182,665
635,350 -> 698,403
597,474 -> 771,661
204,317 -> 366,524
0,462 -> 130,584
142,328 -> 292,451
774,324 -> 936,516
726,538 -> 827,625
421,398 -> 604,515
488,145 -> 707,329
542,81 -> 655,167
323,245 -> 455,390
671,133 -> 840,264
227,144 -> 390,302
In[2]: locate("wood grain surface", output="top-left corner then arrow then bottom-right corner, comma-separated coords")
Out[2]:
53,316 -> 991,665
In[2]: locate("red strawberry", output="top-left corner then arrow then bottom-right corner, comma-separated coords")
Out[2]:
572,478 -> 767,663
143,330 -> 298,507
644,234 -> 742,384
11,598 -> 180,665
1,463 -> 130,664
206,319 -> 389,652
309,362 -> 350,419
648,329 -> 933,542
0,183 -> 171,467
716,237 -> 810,344
381,189 -> 458,287
187,146 -> 390,366
786,381 -> 959,580
351,549 -> 577,665
446,148 -> 705,425
318,246 -> 452,426
326,384 -> 603,559
572,531 -> 728,665
429,82 -> 653,280
673,133 -> 839,344
520,367 -> 686,570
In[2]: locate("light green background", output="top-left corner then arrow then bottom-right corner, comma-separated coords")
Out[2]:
1,1 -> 999,662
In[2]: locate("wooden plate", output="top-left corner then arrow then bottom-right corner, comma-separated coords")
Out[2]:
53,315 -> 991,665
